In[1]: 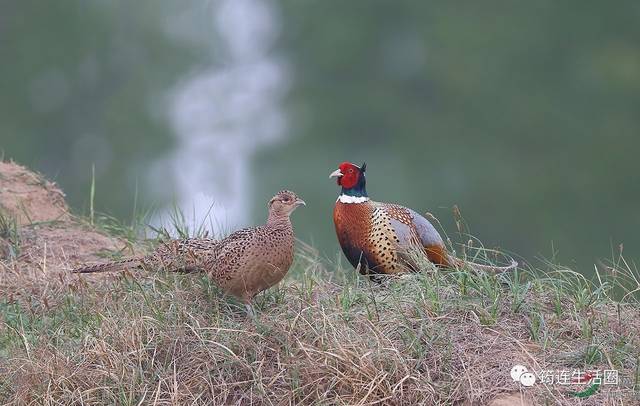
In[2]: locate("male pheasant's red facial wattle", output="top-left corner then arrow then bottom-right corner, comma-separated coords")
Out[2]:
336,162 -> 361,189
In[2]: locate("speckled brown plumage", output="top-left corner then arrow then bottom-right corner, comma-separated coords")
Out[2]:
73,190 -> 305,303
72,237 -> 220,274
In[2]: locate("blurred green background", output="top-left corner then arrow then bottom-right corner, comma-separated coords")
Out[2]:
1,0 -> 638,273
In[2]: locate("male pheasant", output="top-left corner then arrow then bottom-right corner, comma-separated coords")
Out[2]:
330,162 -> 516,276
74,190 -> 306,306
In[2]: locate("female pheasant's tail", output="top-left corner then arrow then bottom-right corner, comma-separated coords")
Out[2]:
451,256 -> 518,273
72,257 -> 142,274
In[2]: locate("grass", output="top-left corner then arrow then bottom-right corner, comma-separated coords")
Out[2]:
0,209 -> 20,260
0,207 -> 639,404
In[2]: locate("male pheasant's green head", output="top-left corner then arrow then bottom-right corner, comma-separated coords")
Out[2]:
329,162 -> 369,202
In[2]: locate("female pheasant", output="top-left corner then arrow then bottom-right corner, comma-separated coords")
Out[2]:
74,190 -> 305,306
330,162 -> 516,276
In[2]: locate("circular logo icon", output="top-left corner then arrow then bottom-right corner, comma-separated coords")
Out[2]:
519,372 -> 537,387
511,365 -> 528,382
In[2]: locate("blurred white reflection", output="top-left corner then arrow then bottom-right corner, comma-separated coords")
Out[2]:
154,0 -> 288,234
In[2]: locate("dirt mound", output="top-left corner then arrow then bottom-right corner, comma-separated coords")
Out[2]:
0,161 -> 69,225
16,222 -> 126,272
0,160 -> 135,295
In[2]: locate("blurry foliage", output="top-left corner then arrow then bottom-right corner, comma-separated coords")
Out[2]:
258,0 -> 640,270
1,0 -> 639,272
0,1 -> 203,217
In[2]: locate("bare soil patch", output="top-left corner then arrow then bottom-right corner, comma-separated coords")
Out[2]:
0,161 -> 69,225
0,160 -> 135,298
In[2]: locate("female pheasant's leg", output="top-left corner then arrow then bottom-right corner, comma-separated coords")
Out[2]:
244,303 -> 256,319
242,293 -> 257,319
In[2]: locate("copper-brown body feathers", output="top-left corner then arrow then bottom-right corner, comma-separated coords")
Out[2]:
334,200 -> 451,275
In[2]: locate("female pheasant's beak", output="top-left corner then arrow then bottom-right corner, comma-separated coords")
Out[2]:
329,169 -> 343,179
295,198 -> 306,207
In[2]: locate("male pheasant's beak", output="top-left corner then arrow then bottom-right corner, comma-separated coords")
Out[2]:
329,169 -> 343,179
295,198 -> 306,207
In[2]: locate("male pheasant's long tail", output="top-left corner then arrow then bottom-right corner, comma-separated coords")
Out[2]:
450,256 -> 518,273
72,257 -> 143,274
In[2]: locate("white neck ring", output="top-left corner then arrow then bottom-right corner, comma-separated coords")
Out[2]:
337,195 -> 370,204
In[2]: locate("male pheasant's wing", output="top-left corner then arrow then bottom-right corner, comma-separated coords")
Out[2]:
381,203 -> 451,266
393,207 -> 517,271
